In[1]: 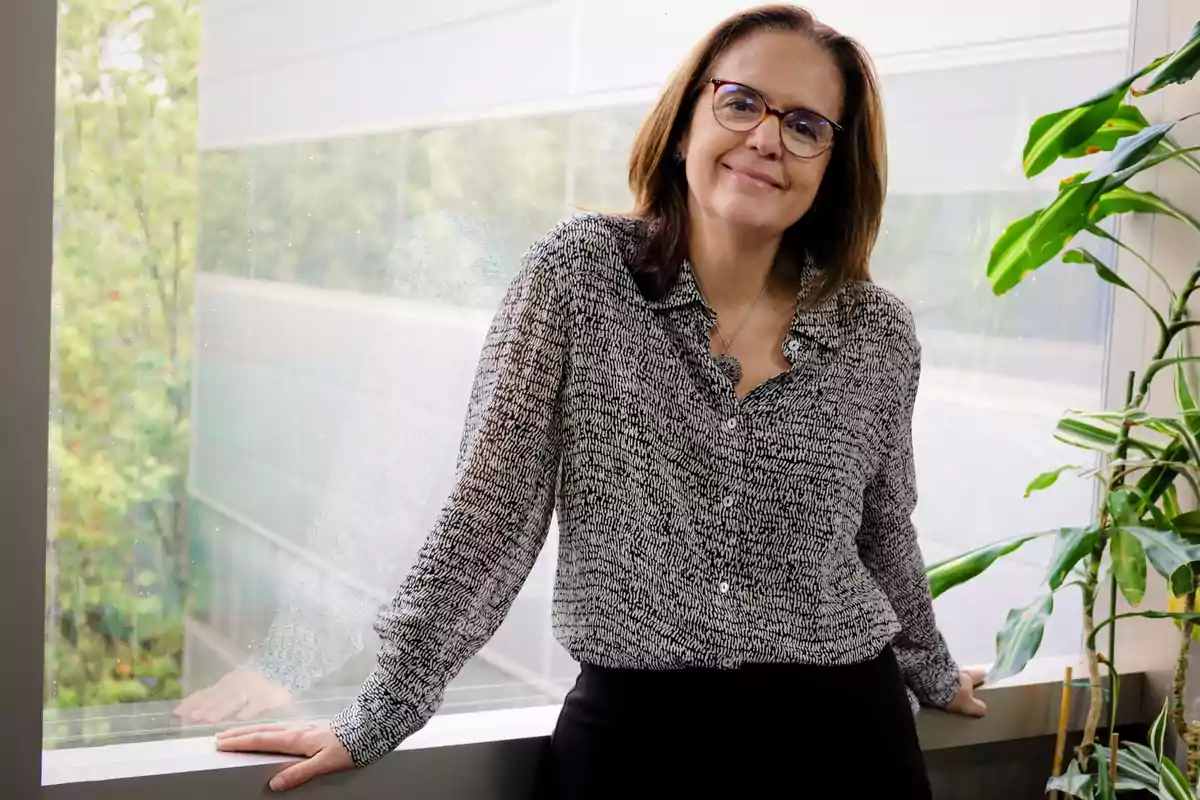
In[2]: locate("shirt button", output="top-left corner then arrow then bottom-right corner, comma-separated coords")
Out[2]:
786,338 -> 801,353
724,417 -> 738,431
721,495 -> 735,509
718,580 -> 730,594
722,658 -> 738,669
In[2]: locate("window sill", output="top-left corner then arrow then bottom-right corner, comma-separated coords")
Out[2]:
43,657 -> 1143,799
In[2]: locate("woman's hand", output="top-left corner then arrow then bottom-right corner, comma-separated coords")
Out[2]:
216,721 -> 356,792
944,666 -> 988,717
174,666 -> 294,723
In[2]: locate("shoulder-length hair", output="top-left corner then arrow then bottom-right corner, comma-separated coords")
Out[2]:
627,4 -> 886,305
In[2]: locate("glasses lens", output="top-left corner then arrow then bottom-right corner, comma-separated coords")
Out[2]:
712,83 -> 764,131
781,109 -> 834,157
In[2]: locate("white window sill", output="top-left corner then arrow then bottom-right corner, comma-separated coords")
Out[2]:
43,656 -> 1143,798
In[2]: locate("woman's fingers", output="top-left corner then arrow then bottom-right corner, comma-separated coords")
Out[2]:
268,749 -> 344,792
216,722 -> 292,740
963,666 -> 988,687
216,725 -> 315,754
960,695 -> 988,717
214,723 -> 356,792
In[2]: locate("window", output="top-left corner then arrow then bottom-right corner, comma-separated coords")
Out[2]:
45,0 -> 1132,750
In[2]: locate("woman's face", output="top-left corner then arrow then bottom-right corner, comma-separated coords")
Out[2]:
680,30 -> 845,238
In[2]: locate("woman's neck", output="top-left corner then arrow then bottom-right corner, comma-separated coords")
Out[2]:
688,217 -> 782,309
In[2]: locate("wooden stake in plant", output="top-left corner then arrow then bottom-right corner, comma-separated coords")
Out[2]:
1050,665 -> 1074,800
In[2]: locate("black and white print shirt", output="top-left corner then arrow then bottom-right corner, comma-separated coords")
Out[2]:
330,213 -> 960,766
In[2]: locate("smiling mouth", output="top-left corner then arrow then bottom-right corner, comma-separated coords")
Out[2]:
722,163 -> 781,190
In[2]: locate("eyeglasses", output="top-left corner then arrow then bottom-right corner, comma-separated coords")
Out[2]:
709,79 -> 841,159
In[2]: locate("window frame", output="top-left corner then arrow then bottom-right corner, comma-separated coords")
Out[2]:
1,0 -> 57,797
6,0 -> 1192,796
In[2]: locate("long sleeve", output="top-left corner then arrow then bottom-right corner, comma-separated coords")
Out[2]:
329,231 -> 571,766
856,333 -> 960,711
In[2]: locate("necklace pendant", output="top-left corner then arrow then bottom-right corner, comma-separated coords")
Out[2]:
714,353 -> 742,385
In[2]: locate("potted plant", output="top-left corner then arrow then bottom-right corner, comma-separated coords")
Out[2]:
924,20 -> 1200,798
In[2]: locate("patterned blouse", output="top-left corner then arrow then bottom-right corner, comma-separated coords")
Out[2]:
329,213 -> 960,766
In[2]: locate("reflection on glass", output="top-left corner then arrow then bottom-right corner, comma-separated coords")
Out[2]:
47,0 -> 1124,749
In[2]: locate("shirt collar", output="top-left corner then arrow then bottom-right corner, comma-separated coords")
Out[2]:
646,257 -> 845,351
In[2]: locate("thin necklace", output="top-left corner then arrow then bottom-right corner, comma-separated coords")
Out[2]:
700,277 -> 770,385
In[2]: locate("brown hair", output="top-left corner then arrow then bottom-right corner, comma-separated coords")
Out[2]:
627,4 -> 886,304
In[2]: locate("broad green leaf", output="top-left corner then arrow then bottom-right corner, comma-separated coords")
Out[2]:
1141,21 -> 1200,94
1045,756 -> 1093,797
1123,525 -> 1200,595
1095,742 -> 1166,791
987,180 -> 1102,295
1063,247 -> 1165,331
1108,488 -> 1144,526
925,532 -> 1050,598
991,594 -> 1053,682
1110,527 -> 1148,606
1080,121 -> 1177,187
1024,465 -> 1078,497
1090,185 -> 1200,233
1137,440 -> 1193,510
1163,484 -> 1182,519
1023,94 -> 1124,177
1173,510 -> 1200,539
1022,55 -> 1169,178
1046,526 -> 1102,590
1061,104 -> 1150,158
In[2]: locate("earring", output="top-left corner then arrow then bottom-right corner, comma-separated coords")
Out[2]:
673,150 -> 685,164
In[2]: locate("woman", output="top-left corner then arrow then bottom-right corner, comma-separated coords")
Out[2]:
216,4 -> 987,796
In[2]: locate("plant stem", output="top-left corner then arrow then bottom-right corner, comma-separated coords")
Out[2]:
1175,588 -> 1196,782
1081,552 -> 1106,762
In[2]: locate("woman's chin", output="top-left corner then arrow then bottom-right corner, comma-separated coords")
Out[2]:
710,203 -> 789,236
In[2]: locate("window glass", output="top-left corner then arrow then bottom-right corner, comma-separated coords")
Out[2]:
46,0 -> 1129,748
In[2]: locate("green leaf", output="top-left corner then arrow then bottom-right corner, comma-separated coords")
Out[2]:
1098,742 -> 1164,790
1046,759 -> 1093,797
1061,104 -> 1150,158
925,532 -> 1051,598
1090,185 -> 1200,233
1023,94 -> 1124,177
1163,484 -> 1182,520
1150,698 -> 1168,761
991,594 -> 1053,682
1024,465 -> 1078,498
1097,756 -> 1114,800
1146,357 -> 1200,396
1137,440 -> 1193,509
1176,354 -> 1198,418
1110,527 -> 1148,606
1063,247 -> 1165,332
1055,416 -> 1161,458
1141,21 -> 1200,94
1108,488 -> 1143,526
1123,525 -> 1200,595
987,180 -> 1102,295
1056,416 -> 1120,450
1173,510 -> 1200,539
1079,121 -> 1177,187
1089,609 -> 1200,649
1046,526 -> 1102,590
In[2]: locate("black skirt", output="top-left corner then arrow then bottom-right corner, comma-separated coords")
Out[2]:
533,645 -> 932,799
